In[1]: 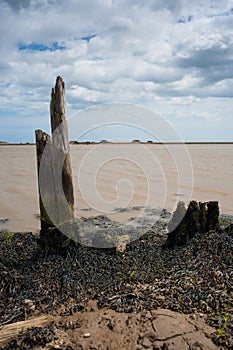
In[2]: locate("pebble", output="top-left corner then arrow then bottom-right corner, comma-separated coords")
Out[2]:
83,332 -> 91,338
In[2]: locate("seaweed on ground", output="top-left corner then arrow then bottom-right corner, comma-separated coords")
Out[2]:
0,216 -> 232,349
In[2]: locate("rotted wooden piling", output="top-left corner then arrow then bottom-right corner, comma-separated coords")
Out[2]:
164,200 -> 220,248
35,77 -> 76,251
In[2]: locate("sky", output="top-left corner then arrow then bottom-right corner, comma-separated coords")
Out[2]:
0,0 -> 233,143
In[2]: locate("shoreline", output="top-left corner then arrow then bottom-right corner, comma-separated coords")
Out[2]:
1,210 -> 233,236
1,141 -> 233,146
1,142 -> 233,146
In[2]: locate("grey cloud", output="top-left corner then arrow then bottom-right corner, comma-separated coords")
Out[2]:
172,45 -> 233,87
1,0 -> 58,12
202,66 -> 233,86
174,46 -> 233,70
2,0 -> 31,11
150,0 -> 184,14
123,0 -> 183,14
109,17 -> 133,32
134,66 -> 182,84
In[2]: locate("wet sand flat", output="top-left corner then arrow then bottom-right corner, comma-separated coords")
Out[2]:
0,143 -> 232,232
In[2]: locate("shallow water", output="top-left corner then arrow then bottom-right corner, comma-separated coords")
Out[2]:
0,143 -> 232,232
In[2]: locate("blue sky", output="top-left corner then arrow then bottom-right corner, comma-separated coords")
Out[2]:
0,0 -> 233,143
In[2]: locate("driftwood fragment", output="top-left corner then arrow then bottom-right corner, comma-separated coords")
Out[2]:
164,200 -> 220,248
0,315 -> 54,346
35,77 -> 76,251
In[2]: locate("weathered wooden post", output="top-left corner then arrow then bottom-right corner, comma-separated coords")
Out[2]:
165,201 -> 187,248
207,201 -> 219,231
164,200 -> 220,248
50,76 -> 74,210
35,76 -> 76,251
35,130 -> 54,237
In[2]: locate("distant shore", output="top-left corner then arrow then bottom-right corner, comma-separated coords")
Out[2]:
1,141 -> 233,146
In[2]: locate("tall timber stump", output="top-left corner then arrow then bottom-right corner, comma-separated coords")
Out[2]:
36,77 -> 76,251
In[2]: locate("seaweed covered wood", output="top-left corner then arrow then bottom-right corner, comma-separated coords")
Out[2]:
164,200 -> 220,248
35,77 -> 75,251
